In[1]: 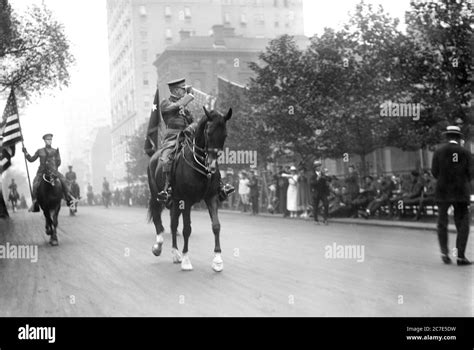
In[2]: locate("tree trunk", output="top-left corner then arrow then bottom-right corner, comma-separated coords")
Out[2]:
0,189 -> 9,218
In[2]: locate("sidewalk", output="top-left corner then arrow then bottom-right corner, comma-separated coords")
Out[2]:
217,209 -> 461,233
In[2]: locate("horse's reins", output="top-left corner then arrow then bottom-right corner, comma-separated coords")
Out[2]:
42,173 -> 56,186
180,123 -> 222,198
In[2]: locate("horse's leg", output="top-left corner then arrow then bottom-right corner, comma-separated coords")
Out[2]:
50,207 -> 59,246
43,209 -> 52,236
205,195 -> 223,272
180,201 -> 193,270
149,160 -> 167,257
150,198 -> 165,256
170,201 -> 185,265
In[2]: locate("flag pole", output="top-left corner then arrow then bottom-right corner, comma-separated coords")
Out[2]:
11,87 -> 33,200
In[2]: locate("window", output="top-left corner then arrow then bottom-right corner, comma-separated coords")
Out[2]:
224,13 -> 231,24
283,0 -> 288,7
140,30 -> 147,42
142,49 -> 148,63
289,11 -> 295,21
240,13 -> 247,24
165,6 -> 171,17
165,28 -> 172,39
275,21 -> 279,27
184,7 -> 191,18
273,0 -> 278,6
143,72 -> 149,86
178,10 -> 184,21
257,13 -> 264,24
139,5 -> 147,16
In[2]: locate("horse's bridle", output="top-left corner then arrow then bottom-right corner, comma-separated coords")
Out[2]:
182,122 -> 222,177
43,172 -> 58,186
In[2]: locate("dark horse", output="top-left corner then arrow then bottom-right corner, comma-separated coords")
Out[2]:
8,188 -> 19,212
148,107 -> 232,271
37,165 -> 63,246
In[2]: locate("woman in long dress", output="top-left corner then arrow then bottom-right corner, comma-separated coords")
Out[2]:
282,166 -> 299,218
297,168 -> 310,218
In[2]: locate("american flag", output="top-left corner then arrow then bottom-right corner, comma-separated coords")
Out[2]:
0,89 -> 22,172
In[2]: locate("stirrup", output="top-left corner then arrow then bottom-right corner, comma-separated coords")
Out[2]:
157,189 -> 171,202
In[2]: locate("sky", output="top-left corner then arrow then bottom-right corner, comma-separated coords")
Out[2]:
2,0 -> 413,183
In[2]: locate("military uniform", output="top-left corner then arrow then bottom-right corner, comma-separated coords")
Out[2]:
65,170 -> 77,184
159,93 -> 195,172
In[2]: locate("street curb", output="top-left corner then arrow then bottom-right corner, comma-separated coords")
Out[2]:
217,209 -> 459,233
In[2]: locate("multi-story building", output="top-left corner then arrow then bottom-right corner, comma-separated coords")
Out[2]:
154,24 -> 308,95
106,0 -> 304,183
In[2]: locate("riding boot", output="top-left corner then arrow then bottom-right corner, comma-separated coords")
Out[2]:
158,171 -> 172,202
28,198 -> 40,212
218,180 -> 235,202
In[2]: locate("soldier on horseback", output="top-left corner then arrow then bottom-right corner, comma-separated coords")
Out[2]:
8,179 -> 18,199
65,165 -> 77,186
22,133 -> 77,212
66,165 -> 80,202
148,78 -> 234,202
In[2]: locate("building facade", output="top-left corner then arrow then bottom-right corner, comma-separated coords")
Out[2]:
106,0 -> 304,184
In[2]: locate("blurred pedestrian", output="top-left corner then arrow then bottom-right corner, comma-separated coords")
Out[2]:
297,167 -> 310,218
249,171 -> 259,215
238,171 -> 250,212
282,166 -> 298,218
432,126 -> 472,266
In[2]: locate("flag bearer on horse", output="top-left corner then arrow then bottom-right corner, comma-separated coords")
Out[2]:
22,133 -> 77,212
146,78 -> 234,202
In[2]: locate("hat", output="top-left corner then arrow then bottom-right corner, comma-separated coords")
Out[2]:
167,78 -> 186,89
42,133 -> 53,140
290,165 -> 297,171
442,125 -> 463,137
68,165 -> 73,168
313,160 -> 322,167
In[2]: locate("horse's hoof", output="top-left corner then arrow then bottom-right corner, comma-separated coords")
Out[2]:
181,255 -> 193,271
212,254 -> 224,272
50,238 -> 58,246
152,236 -> 164,256
172,249 -> 183,263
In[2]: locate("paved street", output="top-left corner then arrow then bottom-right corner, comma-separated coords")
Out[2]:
0,206 -> 472,317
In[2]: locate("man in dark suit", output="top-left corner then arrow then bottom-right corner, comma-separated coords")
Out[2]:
431,126 -> 472,266
310,161 -> 330,224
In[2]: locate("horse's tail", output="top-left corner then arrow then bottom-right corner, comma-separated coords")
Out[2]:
147,163 -> 158,223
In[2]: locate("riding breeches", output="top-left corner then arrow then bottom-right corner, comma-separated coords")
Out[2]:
159,131 -> 180,173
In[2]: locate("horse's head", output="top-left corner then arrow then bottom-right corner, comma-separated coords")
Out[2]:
200,107 -> 232,174
43,165 -> 59,186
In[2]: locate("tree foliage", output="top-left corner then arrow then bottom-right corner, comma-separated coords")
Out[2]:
0,1 -> 75,99
248,0 -> 473,175
126,122 -> 149,181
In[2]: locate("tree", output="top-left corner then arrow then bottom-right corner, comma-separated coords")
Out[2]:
300,2 -> 411,175
126,123 -> 149,182
399,0 -> 473,145
0,1 -> 75,99
248,35 -> 317,166
216,78 -> 271,169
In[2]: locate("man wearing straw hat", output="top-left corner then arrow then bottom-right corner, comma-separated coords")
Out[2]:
431,125 -> 472,266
